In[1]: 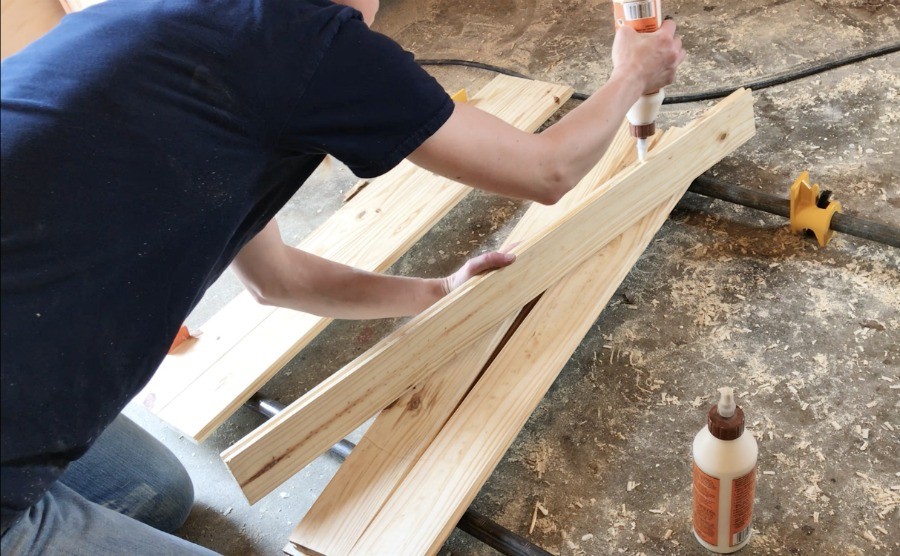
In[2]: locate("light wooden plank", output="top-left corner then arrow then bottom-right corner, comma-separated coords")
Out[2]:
288,320 -> 512,555
289,120 -> 643,555
223,89 -> 755,505
350,167 -> 687,556
145,76 -> 573,441
1,0 -> 64,60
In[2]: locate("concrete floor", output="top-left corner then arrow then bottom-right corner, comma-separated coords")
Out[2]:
126,1 -> 899,554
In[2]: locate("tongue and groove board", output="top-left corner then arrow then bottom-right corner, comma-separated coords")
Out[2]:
222,89 -> 756,505
139,75 -> 573,442
288,120 -> 644,556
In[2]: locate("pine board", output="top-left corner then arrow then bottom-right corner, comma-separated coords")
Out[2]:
222,89 -> 756,505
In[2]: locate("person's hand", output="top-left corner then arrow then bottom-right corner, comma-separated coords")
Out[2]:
611,19 -> 685,94
438,248 -> 517,296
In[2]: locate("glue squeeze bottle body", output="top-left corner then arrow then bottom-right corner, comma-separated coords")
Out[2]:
611,0 -> 665,162
692,387 -> 758,553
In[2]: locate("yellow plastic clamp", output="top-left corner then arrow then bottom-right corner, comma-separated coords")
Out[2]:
789,171 -> 841,247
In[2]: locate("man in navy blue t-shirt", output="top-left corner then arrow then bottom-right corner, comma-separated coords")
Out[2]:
1,0 -> 683,552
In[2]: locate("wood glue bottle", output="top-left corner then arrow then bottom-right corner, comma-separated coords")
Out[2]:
692,387 -> 758,552
611,0 -> 665,162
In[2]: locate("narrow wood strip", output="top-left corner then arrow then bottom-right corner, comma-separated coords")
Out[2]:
142,76 -> 573,440
223,89 -> 755,505
289,120 -> 642,555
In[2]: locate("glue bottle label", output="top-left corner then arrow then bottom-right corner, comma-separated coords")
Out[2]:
692,463 -> 719,545
730,467 -> 756,546
613,0 -> 661,33
693,463 -> 757,548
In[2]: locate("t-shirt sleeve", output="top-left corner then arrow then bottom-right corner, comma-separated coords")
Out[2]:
279,14 -> 453,178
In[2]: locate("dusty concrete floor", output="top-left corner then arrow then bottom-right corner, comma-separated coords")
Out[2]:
126,1 -> 898,554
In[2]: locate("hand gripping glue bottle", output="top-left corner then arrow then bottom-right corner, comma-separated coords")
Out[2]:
692,387 -> 758,553
611,0 -> 665,162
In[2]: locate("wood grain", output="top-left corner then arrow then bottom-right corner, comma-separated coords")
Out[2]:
223,89 -> 756,505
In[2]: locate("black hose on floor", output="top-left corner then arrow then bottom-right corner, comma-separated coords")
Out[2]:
688,176 -> 900,249
418,41 -> 900,102
246,396 -> 553,556
420,44 -> 900,248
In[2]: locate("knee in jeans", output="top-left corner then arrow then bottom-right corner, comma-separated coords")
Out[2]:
146,461 -> 194,533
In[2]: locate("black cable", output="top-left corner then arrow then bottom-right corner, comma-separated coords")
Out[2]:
419,41 -> 900,103
687,175 -> 900,248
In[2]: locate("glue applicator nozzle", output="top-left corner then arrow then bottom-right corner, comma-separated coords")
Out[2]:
636,138 -> 648,162
716,386 -> 736,418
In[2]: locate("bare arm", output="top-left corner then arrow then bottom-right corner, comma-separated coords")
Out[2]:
408,22 -> 685,205
231,220 -> 515,319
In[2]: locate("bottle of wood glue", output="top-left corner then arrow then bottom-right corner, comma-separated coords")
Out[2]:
611,0 -> 665,162
692,387 -> 758,553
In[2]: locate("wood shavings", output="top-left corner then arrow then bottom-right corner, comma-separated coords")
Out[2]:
862,530 -> 877,544
663,529 -> 673,540
526,441 -> 552,479
529,501 -> 550,535
626,481 -> 639,492
529,502 -> 539,534
830,421 -> 842,431
580,533 -> 593,541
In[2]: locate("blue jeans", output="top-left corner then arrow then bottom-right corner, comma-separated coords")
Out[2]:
1,415 -> 218,555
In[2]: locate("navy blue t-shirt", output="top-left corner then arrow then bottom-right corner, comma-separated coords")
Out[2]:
0,0 -> 452,528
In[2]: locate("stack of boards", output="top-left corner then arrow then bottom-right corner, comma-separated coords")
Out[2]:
153,76 -> 754,554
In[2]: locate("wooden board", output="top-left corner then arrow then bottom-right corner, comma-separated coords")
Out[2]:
288,320 -> 512,555
348,134 -> 688,555
1,0 -> 64,60
222,89 -> 756,504
140,76 -> 573,441
288,120 -> 643,555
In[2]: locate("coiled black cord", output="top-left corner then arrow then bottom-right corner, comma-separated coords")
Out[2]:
419,41 -> 900,103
